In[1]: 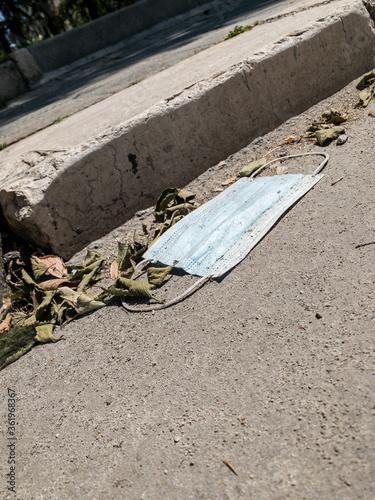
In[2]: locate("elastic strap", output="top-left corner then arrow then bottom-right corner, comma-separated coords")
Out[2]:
121,274 -> 212,312
250,152 -> 329,178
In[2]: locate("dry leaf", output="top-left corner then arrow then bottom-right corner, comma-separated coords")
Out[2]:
276,164 -> 289,175
1,295 -> 12,314
38,278 -> 74,290
355,89 -> 373,108
0,313 -> 12,332
222,176 -> 237,186
315,127 -> 345,146
283,136 -> 298,143
147,265 -> 174,287
238,158 -> 266,178
32,253 -> 67,279
110,259 -> 119,280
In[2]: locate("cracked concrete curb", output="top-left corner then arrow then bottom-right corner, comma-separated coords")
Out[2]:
0,0 -> 374,259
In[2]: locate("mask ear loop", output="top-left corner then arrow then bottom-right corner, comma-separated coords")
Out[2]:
121,274 -> 213,312
121,258 -> 213,312
122,151 -> 329,312
250,151 -> 329,178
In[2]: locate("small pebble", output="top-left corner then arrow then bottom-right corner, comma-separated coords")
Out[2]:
315,313 -> 323,319
136,210 -> 147,217
174,436 -> 181,443
336,134 -> 348,145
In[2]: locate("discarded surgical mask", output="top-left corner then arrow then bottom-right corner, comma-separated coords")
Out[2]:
122,152 -> 329,312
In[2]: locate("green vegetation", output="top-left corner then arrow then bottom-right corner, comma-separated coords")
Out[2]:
53,114 -> 69,124
225,22 -> 258,40
0,142 -> 7,150
127,80 -> 141,87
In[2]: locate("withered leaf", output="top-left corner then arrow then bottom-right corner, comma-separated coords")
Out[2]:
110,260 -> 119,280
147,265 -> 175,287
35,323 -> 62,343
38,279 -> 74,290
276,164 -> 289,175
0,313 -> 12,332
31,253 -> 67,279
315,127 -> 345,146
238,158 -> 267,178
221,176 -> 237,186
283,136 -> 298,143
116,277 -> 163,303
355,88 -> 374,108
356,72 -> 375,90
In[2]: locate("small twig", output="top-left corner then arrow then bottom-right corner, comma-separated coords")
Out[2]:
264,145 -> 282,157
331,177 -> 343,186
222,458 -> 238,475
355,241 -> 375,249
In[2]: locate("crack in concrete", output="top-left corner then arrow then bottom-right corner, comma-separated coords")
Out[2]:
107,143 -> 126,212
241,67 -> 251,92
85,162 -> 100,208
340,16 -> 351,46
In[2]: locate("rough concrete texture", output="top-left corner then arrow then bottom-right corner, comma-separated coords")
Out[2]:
1,73 -> 374,500
27,0 -> 209,73
9,48 -> 42,85
1,0 -> 375,259
0,61 -> 27,104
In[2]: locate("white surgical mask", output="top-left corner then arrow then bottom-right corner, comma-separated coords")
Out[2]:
123,152 -> 329,312
144,152 -> 328,278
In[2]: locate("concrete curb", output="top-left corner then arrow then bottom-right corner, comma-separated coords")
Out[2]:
1,0 -> 375,259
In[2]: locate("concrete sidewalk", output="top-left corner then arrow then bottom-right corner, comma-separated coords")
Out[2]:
0,0 -> 309,147
0,0 -> 374,260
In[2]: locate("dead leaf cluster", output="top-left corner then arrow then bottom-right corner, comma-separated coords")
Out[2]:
0,187 -> 200,371
304,108 -> 347,145
355,72 -> 375,108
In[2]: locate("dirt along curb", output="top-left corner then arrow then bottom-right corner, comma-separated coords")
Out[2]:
0,0 -> 375,260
